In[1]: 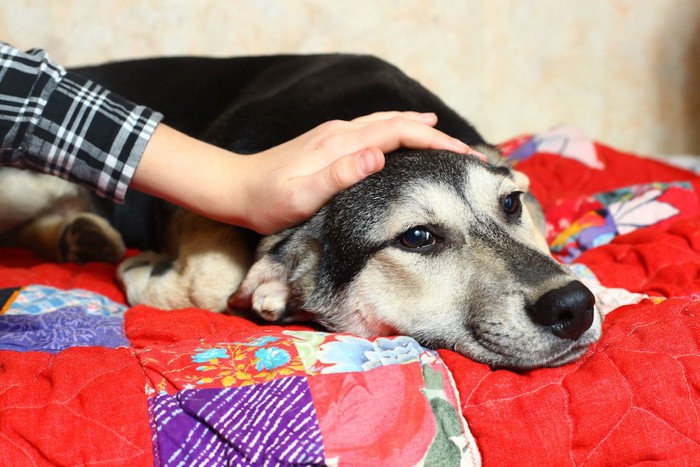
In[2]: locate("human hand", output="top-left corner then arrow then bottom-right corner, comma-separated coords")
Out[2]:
133,112 -> 483,235
235,111 -> 483,234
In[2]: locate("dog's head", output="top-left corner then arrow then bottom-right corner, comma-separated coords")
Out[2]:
230,149 -> 601,370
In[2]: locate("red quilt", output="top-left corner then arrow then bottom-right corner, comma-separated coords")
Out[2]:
1,125 -> 699,465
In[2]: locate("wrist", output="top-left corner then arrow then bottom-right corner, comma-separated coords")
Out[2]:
132,124 -> 252,227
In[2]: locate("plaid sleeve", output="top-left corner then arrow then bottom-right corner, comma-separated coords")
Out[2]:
0,43 -> 163,202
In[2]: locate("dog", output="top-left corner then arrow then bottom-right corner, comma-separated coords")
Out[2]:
0,54 -> 601,370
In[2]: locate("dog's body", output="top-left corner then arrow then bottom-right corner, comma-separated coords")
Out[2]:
0,54 -> 601,369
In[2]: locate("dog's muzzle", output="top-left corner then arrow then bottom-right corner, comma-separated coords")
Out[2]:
528,280 -> 596,340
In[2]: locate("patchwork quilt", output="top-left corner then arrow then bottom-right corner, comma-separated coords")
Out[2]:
1,126 -> 699,465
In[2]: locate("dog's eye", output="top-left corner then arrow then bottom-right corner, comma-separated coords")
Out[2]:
502,191 -> 523,215
398,226 -> 438,250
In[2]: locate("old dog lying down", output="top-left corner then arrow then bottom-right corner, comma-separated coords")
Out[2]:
0,54 -> 600,370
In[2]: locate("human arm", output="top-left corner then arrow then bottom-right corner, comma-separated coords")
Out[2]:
1,43 -> 479,234
0,42 -> 162,201
131,112 -> 475,234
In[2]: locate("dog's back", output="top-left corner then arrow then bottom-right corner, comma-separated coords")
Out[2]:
72,54 -> 485,151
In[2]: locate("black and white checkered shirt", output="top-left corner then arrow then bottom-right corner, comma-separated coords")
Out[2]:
0,43 -> 163,201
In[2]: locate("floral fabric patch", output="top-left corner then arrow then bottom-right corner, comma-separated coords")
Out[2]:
137,327 -> 478,466
547,182 -> 698,263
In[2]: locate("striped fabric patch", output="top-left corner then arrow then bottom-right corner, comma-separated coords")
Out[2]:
152,376 -> 324,466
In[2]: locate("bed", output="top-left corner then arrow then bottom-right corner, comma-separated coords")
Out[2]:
1,125 -> 699,465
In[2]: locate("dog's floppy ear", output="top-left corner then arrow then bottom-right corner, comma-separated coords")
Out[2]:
474,143 -> 543,236
227,218 -> 324,323
474,143 -> 532,191
512,170 -> 531,191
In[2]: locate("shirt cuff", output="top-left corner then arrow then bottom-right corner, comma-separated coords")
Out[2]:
28,70 -> 164,202
0,43 -> 164,203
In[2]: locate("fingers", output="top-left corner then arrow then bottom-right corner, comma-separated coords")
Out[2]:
354,146 -> 385,177
322,146 -> 385,191
352,114 -> 490,161
350,112 -> 489,161
337,116 -> 473,155
307,112 -> 486,168
294,147 -> 385,212
466,147 -> 488,161
351,111 -> 438,126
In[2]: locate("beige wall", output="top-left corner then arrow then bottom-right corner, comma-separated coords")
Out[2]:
3,0 -> 699,155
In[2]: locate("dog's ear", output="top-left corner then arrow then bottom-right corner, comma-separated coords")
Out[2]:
474,143 -> 532,191
512,170 -> 531,191
227,219 -> 324,323
474,144 -> 504,167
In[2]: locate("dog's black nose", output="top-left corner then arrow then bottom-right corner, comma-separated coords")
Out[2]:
529,280 -> 596,340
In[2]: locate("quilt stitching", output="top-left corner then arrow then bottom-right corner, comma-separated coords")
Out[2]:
3,125 -> 700,465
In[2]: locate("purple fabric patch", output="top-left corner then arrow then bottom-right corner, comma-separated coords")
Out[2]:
0,306 -> 128,352
152,376 -> 325,466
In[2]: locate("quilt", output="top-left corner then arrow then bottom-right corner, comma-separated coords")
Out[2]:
1,125 -> 699,466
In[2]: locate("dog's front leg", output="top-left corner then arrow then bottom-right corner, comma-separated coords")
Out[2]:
117,218 -> 253,312
229,255 -> 292,321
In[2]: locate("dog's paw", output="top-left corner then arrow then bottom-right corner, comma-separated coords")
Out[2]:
117,251 -> 173,304
227,256 -> 292,321
59,213 -> 126,263
251,282 -> 291,322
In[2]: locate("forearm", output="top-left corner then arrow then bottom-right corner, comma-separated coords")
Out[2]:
134,112 -> 479,235
130,124 -> 251,226
0,42 -> 163,201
